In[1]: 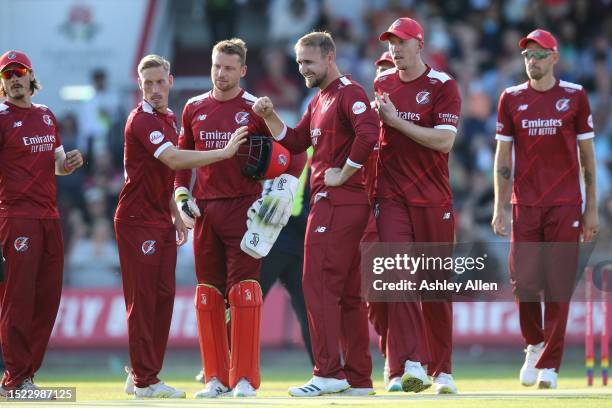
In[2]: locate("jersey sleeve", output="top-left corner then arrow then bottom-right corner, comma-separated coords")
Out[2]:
248,112 -> 272,137
49,110 -> 63,153
174,104 -> 195,190
433,80 -> 461,133
286,151 -> 307,178
576,89 -> 594,140
279,103 -> 313,154
131,113 -> 175,158
341,86 -> 379,168
495,91 -> 514,142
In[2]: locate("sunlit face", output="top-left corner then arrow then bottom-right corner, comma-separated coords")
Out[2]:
0,63 -> 32,100
376,61 -> 395,76
211,51 -> 246,93
295,45 -> 332,89
387,35 -> 422,71
523,42 -> 558,81
138,66 -> 173,111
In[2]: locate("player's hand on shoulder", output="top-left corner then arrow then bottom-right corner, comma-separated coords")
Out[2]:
222,126 -> 249,159
253,96 -> 274,119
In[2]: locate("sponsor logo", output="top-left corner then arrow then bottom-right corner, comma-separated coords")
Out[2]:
315,226 -> 326,233
310,128 -> 321,146
277,177 -> 287,191
245,289 -> 252,301
42,115 -> 53,126
518,104 -> 528,111
58,4 -> 100,42
374,203 -> 380,218
521,118 -> 562,128
277,154 -> 288,166
352,101 -> 367,115
397,111 -> 421,121
197,114 -> 207,121
321,97 -> 335,113
199,130 -> 232,141
200,293 -> 207,305
391,19 -> 401,29
13,121 -> 22,128
443,212 -> 451,220
8,51 -> 16,60
250,233 -> 259,247
555,98 -> 570,112
416,90 -> 430,105
438,113 -> 458,124
14,236 -> 29,252
141,240 -> 156,255
572,220 -> 580,228
496,122 -> 504,132
149,131 -> 164,145
235,111 -> 249,125
587,114 -> 593,129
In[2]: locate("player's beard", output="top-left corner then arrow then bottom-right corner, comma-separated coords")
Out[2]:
214,78 -> 238,93
527,65 -> 547,81
304,69 -> 326,89
8,84 -> 26,100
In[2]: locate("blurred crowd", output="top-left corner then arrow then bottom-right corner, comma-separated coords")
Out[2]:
53,0 -> 611,287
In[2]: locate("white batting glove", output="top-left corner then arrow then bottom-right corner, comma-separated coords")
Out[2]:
258,174 -> 299,227
174,186 -> 201,229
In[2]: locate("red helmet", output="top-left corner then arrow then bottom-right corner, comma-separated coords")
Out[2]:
237,135 -> 291,180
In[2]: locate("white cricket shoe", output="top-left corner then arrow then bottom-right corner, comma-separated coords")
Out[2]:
288,376 -> 350,397
401,360 -> 432,393
433,372 -> 458,394
233,378 -> 256,397
12,379 -> 53,400
520,342 -> 544,386
194,377 -> 229,398
537,368 -> 558,389
134,381 -> 186,399
195,369 -> 205,383
386,377 -> 403,392
124,367 -> 134,395
337,387 -> 375,396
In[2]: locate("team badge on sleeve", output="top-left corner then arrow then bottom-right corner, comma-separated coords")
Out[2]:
587,114 -> 593,129
141,240 -> 156,255
149,131 -> 164,145
14,236 -> 29,252
352,101 -> 367,115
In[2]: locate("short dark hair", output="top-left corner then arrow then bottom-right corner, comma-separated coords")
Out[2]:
0,72 -> 41,98
295,31 -> 336,57
213,38 -> 248,66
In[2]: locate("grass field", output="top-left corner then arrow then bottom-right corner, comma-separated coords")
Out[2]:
6,348 -> 611,407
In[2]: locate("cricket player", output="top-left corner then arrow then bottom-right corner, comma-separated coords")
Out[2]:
116,54 -> 247,399
253,31 -> 379,397
0,50 -> 84,394
173,38 -> 306,398
374,18 -> 461,394
492,29 -> 598,389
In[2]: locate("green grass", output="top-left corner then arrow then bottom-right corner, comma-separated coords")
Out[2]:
8,348 -> 612,407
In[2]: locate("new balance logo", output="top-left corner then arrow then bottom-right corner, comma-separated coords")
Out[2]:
13,121 -> 22,128
572,220 -> 579,228
442,212 -> 451,220
197,114 -> 207,121
518,104 -> 528,111
315,226 -> 326,233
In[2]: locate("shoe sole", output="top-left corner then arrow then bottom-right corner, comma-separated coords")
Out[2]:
401,375 -> 432,393
537,381 -> 555,389
387,384 -> 403,392
436,386 -> 457,394
288,385 -> 350,397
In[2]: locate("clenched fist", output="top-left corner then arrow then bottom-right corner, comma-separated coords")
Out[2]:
253,96 -> 275,119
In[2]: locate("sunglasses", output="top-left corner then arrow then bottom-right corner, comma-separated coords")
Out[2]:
0,67 -> 29,80
521,50 -> 552,60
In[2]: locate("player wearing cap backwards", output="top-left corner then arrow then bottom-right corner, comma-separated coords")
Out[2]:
117,54 -> 248,400
0,50 -> 84,395
492,29 -> 598,389
172,38 -> 306,399
253,31 -> 379,397
374,18 -> 462,394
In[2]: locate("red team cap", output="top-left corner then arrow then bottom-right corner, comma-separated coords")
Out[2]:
518,29 -> 558,52
375,51 -> 394,66
379,18 -> 424,43
0,50 -> 33,72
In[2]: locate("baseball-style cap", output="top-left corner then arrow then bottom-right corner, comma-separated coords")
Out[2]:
519,29 -> 558,52
379,17 -> 424,42
0,50 -> 33,72
375,51 -> 394,66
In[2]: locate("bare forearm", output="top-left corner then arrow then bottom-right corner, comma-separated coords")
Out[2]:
579,141 -> 597,210
262,111 -> 286,139
389,118 -> 455,153
493,143 -> 512,210
162,148 -> 228,170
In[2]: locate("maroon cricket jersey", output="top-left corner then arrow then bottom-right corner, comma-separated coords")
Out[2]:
496,80 -> 594,206
174,90 -> 271,200
0,101 -> 63,219
374,66 -> 461,207
279,75 -> 379,204
115,100 -> 178,228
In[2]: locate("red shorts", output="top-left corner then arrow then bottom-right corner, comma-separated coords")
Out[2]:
193,196 -> 261,294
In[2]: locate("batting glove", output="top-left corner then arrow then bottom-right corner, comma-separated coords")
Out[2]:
174,186 -> 201,229
258,174 -> 299,227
